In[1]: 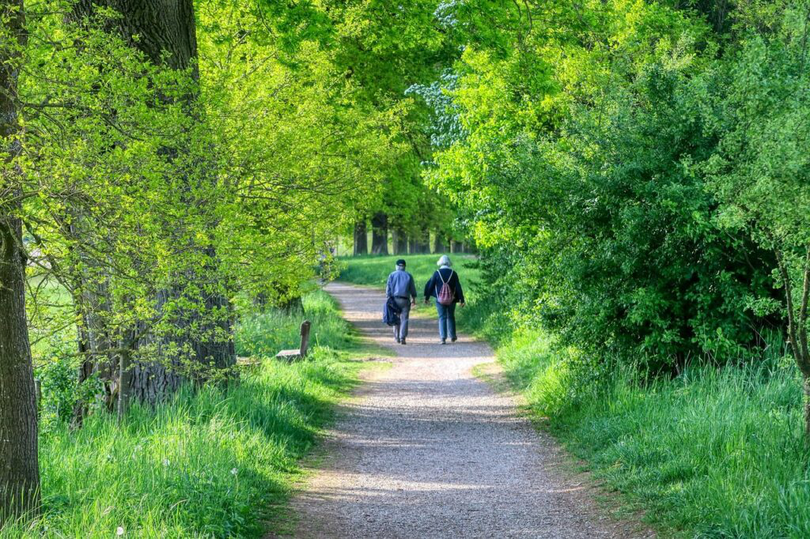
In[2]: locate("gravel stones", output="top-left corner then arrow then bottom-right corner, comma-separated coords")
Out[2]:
281,283 -> 652,539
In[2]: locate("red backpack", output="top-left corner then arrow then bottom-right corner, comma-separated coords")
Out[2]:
437,269 -> 455,306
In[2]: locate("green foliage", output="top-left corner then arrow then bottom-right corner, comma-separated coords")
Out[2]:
422,0 -> 793,369
1,292 -> 359,538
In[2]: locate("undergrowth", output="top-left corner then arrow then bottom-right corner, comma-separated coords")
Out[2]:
4,290 -> 361,538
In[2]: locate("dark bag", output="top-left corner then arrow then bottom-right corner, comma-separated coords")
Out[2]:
437,269 -> 455,306
383,297 -> 402,326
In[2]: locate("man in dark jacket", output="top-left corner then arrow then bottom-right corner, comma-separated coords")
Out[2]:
386,259 -> 417,344
423,255 -> 465,344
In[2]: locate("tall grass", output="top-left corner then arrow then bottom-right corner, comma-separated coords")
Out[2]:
3,290 -> 360,538
236,290 -> 355,358
499,328 -> 810,537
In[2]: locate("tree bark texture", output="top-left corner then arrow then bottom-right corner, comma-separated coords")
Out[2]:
73,0 -> 235,407
0,0 -> 40,520
371,213 -> 388,255
72,0 -> 198,73
353,221 -> 368,255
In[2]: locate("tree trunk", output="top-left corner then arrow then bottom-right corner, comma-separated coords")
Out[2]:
0,221 -> 39,522
433,232 -> 445,254
73,0 -> 235,407
777,248 -> 810,443
353,221 -> 368,255
0,0 -> 40,520
371,213 -> 388,255
392,229 -> 408,254
409,230 -> 429,254
802,382 -> 810,445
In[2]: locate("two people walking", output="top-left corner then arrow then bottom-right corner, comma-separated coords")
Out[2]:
385,255 -> 465,345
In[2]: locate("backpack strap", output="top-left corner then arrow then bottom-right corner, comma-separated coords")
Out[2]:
438,268 -> 453,284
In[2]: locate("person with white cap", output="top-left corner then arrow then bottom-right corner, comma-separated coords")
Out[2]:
423,255 -> 465,344
386,258 -> 417,344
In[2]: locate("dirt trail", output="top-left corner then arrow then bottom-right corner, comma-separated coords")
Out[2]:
281,282 -> 651,538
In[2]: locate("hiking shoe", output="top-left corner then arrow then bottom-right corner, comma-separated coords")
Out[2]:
440,339 -> 446,345
396,337 -> 401,343
451,337 -> 457,343
400,339 -> 406,345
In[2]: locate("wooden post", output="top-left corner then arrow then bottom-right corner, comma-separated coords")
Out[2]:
299,320 -> 311,358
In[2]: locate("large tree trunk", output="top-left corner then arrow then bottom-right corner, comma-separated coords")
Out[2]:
353,220 -> 368,255
73,0 -> 235,408
409,230 -> 429,254
371,213 -> 388,255
0,0 -> 40,520
392,228 -> 408,254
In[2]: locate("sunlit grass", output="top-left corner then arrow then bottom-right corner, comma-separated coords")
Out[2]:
3,290 -> 362,538
499,328 -> 810,537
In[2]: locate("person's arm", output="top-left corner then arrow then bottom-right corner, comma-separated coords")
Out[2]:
423,272 -> 434,302
408,274 -> 417,303
385,274 -> 392,298
454,273 -> 465,305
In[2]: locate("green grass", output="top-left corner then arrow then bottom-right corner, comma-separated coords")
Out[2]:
499,328 -> 810,538
236,290 -> 356,358
4,290 -> 365,538
337,254 -> 481,292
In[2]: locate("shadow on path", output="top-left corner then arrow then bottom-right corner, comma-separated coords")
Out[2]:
274,282 -> 652,539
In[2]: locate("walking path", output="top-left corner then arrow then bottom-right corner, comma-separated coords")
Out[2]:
281,282 -> 650,538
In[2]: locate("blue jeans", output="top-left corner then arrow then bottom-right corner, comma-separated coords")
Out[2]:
436,302 -> 456,341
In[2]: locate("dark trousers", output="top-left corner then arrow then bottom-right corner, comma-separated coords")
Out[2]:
436,302 -> 456,341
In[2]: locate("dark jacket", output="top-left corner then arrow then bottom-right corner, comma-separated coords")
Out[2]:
383,296 -> 402,326
424,267 -> 465,304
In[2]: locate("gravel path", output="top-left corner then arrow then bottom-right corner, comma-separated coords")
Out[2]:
282,282 -> 651,538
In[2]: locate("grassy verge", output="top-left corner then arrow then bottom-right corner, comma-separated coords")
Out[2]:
338,253 -> 481,289
4,290 -> 365,538
500,328 -> 810,537
341,255 -> 810,537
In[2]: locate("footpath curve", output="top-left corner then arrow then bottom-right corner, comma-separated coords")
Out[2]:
280,282 -> 652,538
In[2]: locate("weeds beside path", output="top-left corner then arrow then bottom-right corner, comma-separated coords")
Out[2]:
3,291 -> 368,539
